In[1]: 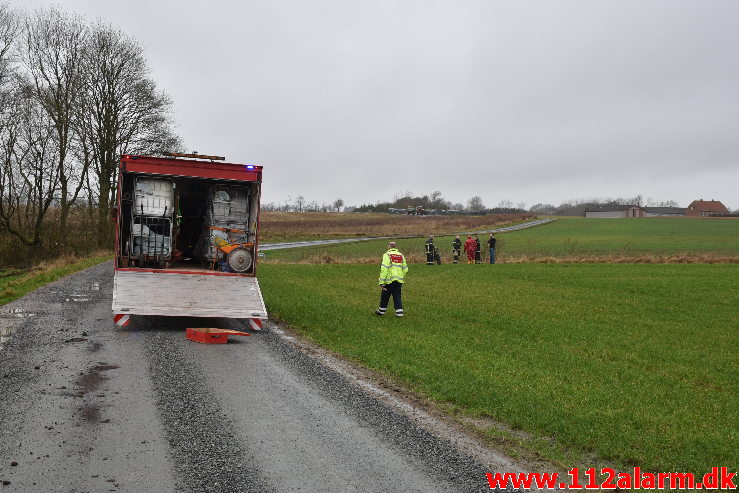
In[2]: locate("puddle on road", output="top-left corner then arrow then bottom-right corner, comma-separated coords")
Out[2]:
0,308 -> 36,318
0,309 -> 37,350
50,282 -> 100,293
49,282 -> 101,302
48,292 -> 92,302
64,295 -> 91,302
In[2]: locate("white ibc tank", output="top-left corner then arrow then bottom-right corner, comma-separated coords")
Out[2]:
134,178 -> 174,217
211,185 -> 249,225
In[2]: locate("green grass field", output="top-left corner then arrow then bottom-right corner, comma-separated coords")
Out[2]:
503,217 -> 739,256
259,262 -> 739,474
262,217 -> 739,262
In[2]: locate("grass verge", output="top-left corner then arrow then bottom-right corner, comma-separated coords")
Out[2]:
0,252 -> 113,306
258,262 -> 738,474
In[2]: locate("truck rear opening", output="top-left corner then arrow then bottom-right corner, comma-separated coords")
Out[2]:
111,154 -> 267,328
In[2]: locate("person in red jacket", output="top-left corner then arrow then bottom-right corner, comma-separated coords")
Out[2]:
463,235 -> 476,264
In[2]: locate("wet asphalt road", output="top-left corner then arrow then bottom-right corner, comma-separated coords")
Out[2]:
0,262 -> 503,492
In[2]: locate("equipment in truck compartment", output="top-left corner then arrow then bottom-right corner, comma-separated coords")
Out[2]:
203,185 -> 253,269
131,220 -> 172,256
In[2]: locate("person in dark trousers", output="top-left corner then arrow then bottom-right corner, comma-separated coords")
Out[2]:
463,235 -> 476,264
376,241 -> 408,317
434,244 -> 442,265
474,235 -> 481,264
487,233 -> 497,264
425,235 -> 435,265
452,235 -> 461,264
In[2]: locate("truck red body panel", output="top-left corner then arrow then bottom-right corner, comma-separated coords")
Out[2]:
121,154 -> 261,182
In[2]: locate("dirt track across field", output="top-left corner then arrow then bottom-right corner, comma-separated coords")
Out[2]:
259,218 -> 554,251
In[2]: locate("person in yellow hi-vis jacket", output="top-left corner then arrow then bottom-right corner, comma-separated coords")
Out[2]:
375,241 -> 408,317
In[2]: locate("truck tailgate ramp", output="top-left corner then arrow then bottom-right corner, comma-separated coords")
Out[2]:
112,270 -> 267,319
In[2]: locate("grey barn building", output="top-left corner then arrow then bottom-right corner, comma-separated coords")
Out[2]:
585,205 -> 686,218
585,205 -> 646,218
643,207 -> 686,217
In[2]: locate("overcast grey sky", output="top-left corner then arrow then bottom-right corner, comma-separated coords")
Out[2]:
12,0 -> 739,210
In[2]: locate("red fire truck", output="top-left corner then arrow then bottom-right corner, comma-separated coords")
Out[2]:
111,153 -> 267,330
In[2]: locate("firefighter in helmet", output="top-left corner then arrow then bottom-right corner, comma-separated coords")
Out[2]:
452,235 -> 461,264
425,235 -> 435,265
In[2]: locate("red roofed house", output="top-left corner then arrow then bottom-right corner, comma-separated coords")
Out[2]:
686,200 -> 729,217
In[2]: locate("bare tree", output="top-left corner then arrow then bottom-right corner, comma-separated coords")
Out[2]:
393,190 -> 413,202
529,203 -> 556,214
333,198 -> 344,212
0,3 -> 21,145
0,3 -> 20,92
78,22 -> 181,246
0,4 -> 183,260
0,86 -> 60,246
19,7 -> 88,232
295,195 -> 305,212
467,196 -> 485,212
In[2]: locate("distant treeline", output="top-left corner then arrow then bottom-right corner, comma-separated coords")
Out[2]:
267,192 -> 739,218
354,191 -> 488,214
352,192 -> 685,216
0,4 -> 182,268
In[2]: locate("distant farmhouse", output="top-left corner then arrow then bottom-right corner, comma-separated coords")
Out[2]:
686,200 -> 729,217
585,200 -> 729,218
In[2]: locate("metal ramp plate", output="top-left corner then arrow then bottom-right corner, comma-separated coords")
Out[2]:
112,270 -> 267,319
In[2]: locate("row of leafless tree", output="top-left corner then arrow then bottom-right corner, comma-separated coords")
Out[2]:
262,195 -> 345,213
0,4 -> 180,264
